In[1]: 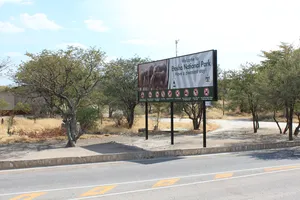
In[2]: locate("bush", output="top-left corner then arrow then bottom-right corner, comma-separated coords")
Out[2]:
76,107 -> 99,131
112,111 -> 124,127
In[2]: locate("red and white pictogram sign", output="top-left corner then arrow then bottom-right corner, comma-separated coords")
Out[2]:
155,91 -> 160,98
193,88 -> 198,97
175,90 -> 180,97
204,88 -> 209,96
140,92 -> 145,99
184,89 -> 189,97
168,90 -> 172,97
161,91 -> 166,98
148,91 -> 152,98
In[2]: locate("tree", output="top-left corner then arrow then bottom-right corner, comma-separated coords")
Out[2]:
0,98 -> 9,120
294,102 -> 300,136
102,56 -> 150,128
0,57 -> 10,71
218,67 -> 230,115
181,102 -> 204,130
227,63 -> 261,133
152,103 -> 169,130
14,46 -> 105,147
260,43 -> 300,140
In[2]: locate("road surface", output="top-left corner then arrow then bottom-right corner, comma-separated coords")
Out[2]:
1,147 -> 300,199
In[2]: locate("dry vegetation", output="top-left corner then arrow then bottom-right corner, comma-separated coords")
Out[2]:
0,115 -> 220,144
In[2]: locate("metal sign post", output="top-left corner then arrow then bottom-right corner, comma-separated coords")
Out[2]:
203,101 -> 207,147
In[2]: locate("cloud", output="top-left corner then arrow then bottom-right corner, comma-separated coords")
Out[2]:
0,21 -> 24,33
84,19 -> 108,32
4,52 -> 23,57
121,39 -> 157,46
20,13 -> 62,30
0,0 -> 33,7
56,42 -> 87,49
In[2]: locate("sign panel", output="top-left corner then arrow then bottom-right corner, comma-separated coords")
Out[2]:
138,50 -> 217,102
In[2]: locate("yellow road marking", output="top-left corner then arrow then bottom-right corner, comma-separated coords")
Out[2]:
10,192 -> 46,200
152,178 -> 180,188
80,185 -> 116,197
215,173 -> 233,179
264,165 -> 300,172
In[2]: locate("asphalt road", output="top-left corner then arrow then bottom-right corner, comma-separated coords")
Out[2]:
1,147 -> 300,200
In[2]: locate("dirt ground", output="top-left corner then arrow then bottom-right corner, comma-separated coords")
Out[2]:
1,119 -> 299,161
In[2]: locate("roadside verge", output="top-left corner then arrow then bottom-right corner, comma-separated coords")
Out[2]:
1,141 -> 300,170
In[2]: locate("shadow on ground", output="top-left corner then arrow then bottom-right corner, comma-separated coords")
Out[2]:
82,142 -> 146,154
82,142 -> 182,164
242,148 -> 300,160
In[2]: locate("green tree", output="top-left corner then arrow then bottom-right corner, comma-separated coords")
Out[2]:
218,67 -> 230,115
102,56 -> 150,128
227,63 -> 261,133
14,46 -> 105,147
260,43 -> 300,140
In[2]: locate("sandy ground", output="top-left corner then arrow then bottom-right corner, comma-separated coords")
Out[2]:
0,119 -> 299,161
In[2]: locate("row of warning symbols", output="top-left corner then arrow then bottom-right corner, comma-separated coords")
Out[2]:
140,88 -> 210,99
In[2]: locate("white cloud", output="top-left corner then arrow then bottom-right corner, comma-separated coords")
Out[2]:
56,42 -> 87,49
84,19 -> 108,32
0,0 -> 33,7
121,39 -> 157,46
20,13 -> 62,30
0,21 -> 24,33
4,52 -> 23,57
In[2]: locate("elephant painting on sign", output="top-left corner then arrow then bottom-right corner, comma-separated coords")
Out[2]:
139,65 -> 154,91
149,63 -> 168,90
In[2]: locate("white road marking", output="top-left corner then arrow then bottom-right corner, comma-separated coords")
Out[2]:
68,167 -> 300,200
1,163 -> 300,197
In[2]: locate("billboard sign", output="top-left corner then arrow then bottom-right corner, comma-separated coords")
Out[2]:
138,50 -> 217,102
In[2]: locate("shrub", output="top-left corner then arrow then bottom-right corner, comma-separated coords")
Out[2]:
112,111 -> 124,127
76,107 -> 99,131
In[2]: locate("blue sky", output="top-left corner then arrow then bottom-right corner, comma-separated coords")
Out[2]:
1,0 -> 300,86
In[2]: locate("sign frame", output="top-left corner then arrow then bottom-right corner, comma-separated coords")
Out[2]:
137,49 -> 218,102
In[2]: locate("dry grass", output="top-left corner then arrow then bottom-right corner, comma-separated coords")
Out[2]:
98,116 -> 219,135
0,115 -> 220,144
0,117 -> 65,144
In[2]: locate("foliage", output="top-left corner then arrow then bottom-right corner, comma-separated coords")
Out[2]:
112,111 -> 124,127
76,107 -> 99,132
14,46 -> 105,147
183,102 -> 203,130
102,56 -> 150,128
260,43 -> 300,139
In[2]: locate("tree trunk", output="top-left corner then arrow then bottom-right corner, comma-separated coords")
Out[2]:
108,106 -> 113,118
222,98 -> 225,116
283,106 -> 289,134
149,103 -> 152,114
127,105 -> 136,129
294,113 -> 300,136
65,112 -> 78,147
192,119 -> 200,130
255,112 -> 259,130
289,106 -> 294,141
273,110 -> 282,134
251,111 -> 257,133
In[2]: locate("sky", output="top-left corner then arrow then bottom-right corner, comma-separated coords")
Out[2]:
1,0 -> 300,86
